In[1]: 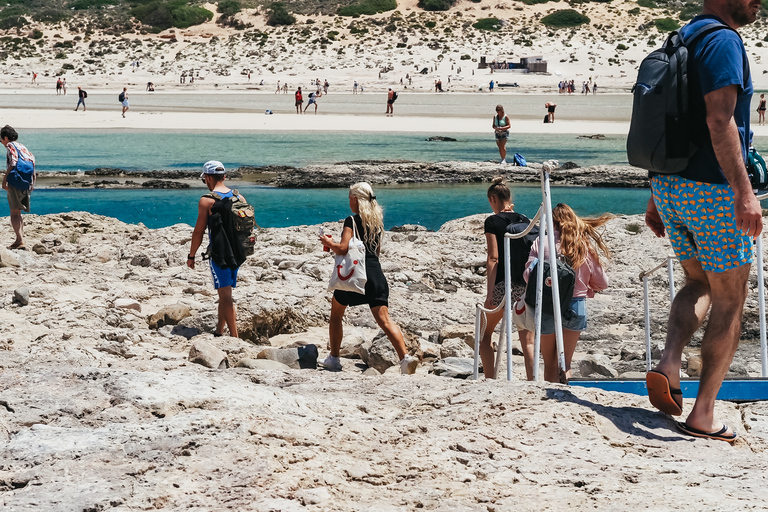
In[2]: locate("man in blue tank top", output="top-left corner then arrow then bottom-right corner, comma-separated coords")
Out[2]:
187,160 -> 245,338
644,0 -> 762,443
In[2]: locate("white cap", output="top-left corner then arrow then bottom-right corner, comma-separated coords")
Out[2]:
201,160 -> 225,178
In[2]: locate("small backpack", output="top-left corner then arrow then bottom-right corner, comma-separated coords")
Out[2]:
513,153 -> 526,167
118,91 -> 125,102
205,189 -> 257,262
82,90 -> 87,98
392,91 -> 398,101
524,256 -> 576,316
506,215 -> 540,286
748,147 -> 768,190
626,21 -> 731,173
6,143 -> 35,191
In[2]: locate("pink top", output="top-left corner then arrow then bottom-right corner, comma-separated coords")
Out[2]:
523,232 -> 608,298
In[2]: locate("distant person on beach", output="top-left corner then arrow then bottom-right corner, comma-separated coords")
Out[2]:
522,204 -> 611,383
275,80 -> 280,93
146,82 -> 154,92
295,87 -> 303,114
489,80 -> 494,92
62,78 -> 67,95
492,104 -> 510,164
592,82 -> 597,94
31,72 -> 36,84
304,90 -> 320,114
480,177 -> 534,380
323,80 -> 329,94
758,93 -> 766,125
318,182 -> 418,375
119,87 -> 129,118
187,161 -> 246,338
386,88 -> 395,115
545,102 -> 556,123
644,0 -> 762,443
353,81 -> 358,94
56,78 -> 62,95
1,125 -> 35,251
75,86 -> 87,112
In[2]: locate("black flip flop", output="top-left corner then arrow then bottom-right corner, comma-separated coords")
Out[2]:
676,421 -> 737,443
646,370 -> 683,416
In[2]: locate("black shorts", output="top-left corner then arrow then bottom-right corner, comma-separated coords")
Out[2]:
334,258 -> 389,308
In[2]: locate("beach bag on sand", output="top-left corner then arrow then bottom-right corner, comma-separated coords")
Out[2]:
204,189 -> 256,266
524,256 -> 575,316
513,153 -> 526,167
543,115 -> 550,124
7,143 -> 34,191
328,217 -> 367,295
627,20 -> 732,174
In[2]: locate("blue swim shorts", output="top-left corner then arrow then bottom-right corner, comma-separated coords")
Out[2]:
209,259 -> 238,289
651,174 -> 753,273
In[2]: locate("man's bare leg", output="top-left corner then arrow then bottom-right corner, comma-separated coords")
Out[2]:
654,259 -> 711,392
9,209 -> 23,246
686,263 -> 749,433
216,286 -> 238,338
328,298 -> 346,357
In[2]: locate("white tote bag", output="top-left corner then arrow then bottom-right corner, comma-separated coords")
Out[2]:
328,217 -> 368,294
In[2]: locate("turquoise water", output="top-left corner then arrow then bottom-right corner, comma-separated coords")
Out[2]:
4,183 -> 652,230
23,129 -> 630,172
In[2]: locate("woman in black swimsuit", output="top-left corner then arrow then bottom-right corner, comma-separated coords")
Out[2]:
758,93 -> 766,126
319,182 -> 418,374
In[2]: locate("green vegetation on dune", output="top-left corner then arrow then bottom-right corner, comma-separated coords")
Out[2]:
267,2 -> 296,25
72,0 -> 119,9
472,18 -> 501,31
417,0 -> 456,11
541,9 -> 590,28
653,17 -> 680,31
130,0 -> 213,32
337,0 -> 396,16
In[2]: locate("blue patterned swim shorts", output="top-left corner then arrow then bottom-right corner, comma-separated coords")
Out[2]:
650,174 -> 753,273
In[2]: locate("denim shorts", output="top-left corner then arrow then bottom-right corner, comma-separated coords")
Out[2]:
513,297 -> 587,334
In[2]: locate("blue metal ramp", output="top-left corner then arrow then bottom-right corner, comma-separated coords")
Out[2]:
569,378 -> 768,402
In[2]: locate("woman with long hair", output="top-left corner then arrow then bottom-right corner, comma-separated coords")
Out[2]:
492,104 -> 510,164
319,182 -> 418,374
523,203 -> 611,382
481,177 -> 534,379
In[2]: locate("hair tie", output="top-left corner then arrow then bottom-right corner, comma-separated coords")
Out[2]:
369,195 -> 376,201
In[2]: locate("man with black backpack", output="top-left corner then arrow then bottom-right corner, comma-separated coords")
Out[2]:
643,0 -> 762,443
1,125 -> 35,251
75,86 -> 87,112
187,161 -> 250,338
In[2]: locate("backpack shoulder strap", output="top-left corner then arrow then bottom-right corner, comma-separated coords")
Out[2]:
681,20 -> 734,48
203,191 -> 223,200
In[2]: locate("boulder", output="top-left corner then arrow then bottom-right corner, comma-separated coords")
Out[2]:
94,249 -> 112,263
0,250 -> 20,268
188,340 -> 229,369
257,345 -> 318,369
178,311 -> 217,334
438,325 -> 474,347
577,354 -> 619,378
236,358 -> 291,370
130,254 -> 151,267
339,328 -> 367,358
433,357 -> 476,379
149,304 -> 192,329
440,338 -> 474,359
245,300 -> 306,341
13,287 -> 29,306
114,298 -> 141,312
687,355 -> 702,377
32,243 -> 52,255
356,331 -> 422,374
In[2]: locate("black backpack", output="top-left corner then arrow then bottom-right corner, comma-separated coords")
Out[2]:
392,91 -> 398,101
118,91 -> 125,102
506,214 -> 539,286
524,256 -> 576,316
626,21 -> 731,174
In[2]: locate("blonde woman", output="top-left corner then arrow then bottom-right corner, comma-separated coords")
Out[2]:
523,203 -> 611,382
319,182 -> 418,374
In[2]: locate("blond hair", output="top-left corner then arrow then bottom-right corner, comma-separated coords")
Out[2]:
552,203 -> 612,269
349,182 -> 384,254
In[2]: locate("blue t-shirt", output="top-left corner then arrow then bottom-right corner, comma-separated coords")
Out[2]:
679,15 -> 752,184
